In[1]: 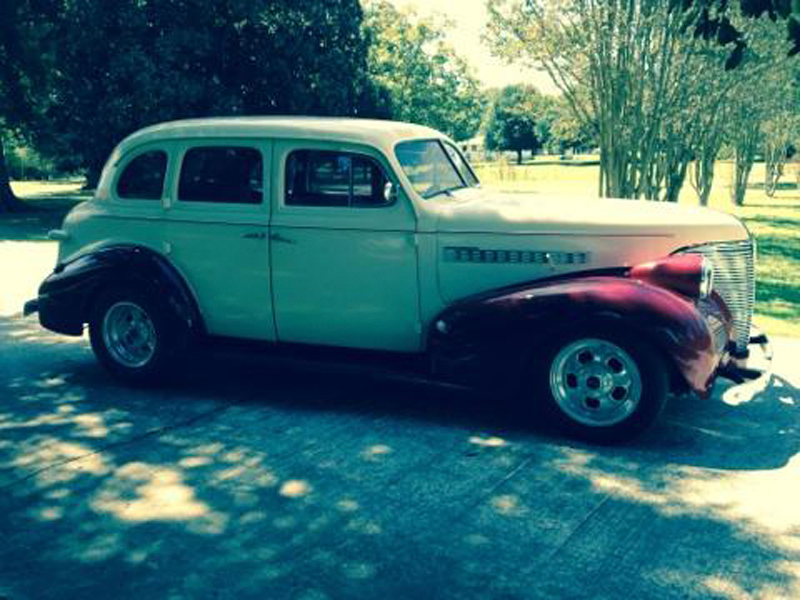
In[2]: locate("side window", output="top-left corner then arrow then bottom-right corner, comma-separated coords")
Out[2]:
285,150 -> 390,208
117,150 -> 167,200
178,146 -> 263,204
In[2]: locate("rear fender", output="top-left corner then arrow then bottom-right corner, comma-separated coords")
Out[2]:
429,276 -> 721,395
38,245 -> 202,336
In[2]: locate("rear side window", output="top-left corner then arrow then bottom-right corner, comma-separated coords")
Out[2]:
286,150 -> 390,208
117,150 -> 167,200
178,146 -> 263,204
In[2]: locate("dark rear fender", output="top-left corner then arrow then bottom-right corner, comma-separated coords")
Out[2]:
37,245 -> 203,337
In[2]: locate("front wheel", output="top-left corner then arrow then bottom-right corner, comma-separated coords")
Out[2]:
532,330 -> 668,443
89,286 -> 179,385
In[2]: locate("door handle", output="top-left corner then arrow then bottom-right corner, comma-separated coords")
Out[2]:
242,232 -> 267,240
269,233 -> 295,244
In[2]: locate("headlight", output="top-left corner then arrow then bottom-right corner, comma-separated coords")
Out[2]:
630,254 -> 714,299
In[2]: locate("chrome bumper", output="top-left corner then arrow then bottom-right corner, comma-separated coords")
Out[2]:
718,326 -> 773,384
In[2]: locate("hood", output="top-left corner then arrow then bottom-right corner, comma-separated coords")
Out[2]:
434,191 -> 747,242
432,191 -> 750,304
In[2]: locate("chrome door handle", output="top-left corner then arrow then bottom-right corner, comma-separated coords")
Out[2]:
242,232 -> 267,240
269,233 -> 295,244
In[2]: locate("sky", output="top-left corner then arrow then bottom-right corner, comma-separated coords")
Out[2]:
387,0 -> 559,93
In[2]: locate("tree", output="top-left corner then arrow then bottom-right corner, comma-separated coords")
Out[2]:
0,0 -> 54,212
761,107 -> 800,196
486,0 -> 791,203
363,0 -> 483,141
549,97 -> 597,154
484,85 -> 545,164
487,0 -> 704,198
37,0 -> 388,188
730,123 -> 760,206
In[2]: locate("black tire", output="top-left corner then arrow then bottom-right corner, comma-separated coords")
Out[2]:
527,327 -> 669,444
89,285 -> 181,385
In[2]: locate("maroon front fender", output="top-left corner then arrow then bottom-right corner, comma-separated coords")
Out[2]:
430,276 -> 731,395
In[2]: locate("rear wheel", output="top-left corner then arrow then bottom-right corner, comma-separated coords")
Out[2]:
89,286 -> 179,384
532,329 -> 668,443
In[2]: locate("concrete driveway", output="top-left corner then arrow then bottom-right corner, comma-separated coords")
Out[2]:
1,241 -> 799,599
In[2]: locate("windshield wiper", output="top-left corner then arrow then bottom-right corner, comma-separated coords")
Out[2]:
423,185 -> 466,199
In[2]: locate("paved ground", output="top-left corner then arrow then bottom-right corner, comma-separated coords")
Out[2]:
1,242 -> 799,599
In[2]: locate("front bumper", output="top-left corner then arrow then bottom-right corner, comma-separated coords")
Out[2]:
717,327 -> 773,384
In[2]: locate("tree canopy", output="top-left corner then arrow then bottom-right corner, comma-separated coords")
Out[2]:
31,0 -> 389,186
484,85 -> 547,164
363,0 -> 483,141
679,0 -> 800,68
486,0 -> 796,202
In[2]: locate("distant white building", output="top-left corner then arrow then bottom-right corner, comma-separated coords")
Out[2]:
458,136 -> 487,163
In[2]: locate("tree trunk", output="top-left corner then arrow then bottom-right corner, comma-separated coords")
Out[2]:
764,142 -> 785,198
516,149 -> 522,165
0,138 -> 28,213
663,157 -> 690,203
731,135 -> 757,207
691,153 -> 717,207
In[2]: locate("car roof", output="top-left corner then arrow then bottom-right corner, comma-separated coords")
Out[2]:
118,116 -> 447,153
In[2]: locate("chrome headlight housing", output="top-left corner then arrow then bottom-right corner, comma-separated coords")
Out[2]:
699,256 -> 715,299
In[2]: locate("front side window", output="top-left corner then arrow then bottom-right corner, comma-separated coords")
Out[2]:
116,150 -> 167,200
178,146 -> 263,204
285,150 -> 390,208
395,140 -> 479,199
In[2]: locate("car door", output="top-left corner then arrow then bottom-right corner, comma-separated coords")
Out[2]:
163,139 -> 276,341
270,141 -> 421,352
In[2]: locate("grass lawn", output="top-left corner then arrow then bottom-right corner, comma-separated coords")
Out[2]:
4,165 -> 798,338
475,159 -> 800,338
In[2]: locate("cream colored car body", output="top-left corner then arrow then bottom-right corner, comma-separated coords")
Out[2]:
57,117 -> 749,353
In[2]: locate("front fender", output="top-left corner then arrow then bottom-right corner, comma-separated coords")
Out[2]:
37,245 -> 202,336
429,276 -> 728,395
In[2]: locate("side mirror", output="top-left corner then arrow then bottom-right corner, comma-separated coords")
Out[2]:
383,181 -> 398,204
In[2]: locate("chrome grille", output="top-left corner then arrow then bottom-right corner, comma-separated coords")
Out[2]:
677,239 -> 755,353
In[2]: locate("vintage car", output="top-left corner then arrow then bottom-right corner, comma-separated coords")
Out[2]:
24,117 -> 769,442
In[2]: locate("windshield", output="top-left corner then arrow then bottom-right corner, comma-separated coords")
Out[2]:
395,140 -> 480,199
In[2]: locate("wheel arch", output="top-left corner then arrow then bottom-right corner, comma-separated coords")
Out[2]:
39,244 -> 205,337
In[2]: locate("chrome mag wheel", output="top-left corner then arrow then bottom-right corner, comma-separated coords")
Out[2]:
548,338 -> 643,428
102,301 -> 158,368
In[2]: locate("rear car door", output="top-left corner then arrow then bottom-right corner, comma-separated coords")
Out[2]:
163,139 -> 275,340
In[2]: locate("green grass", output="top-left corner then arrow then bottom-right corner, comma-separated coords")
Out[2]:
475,159 -> 800,338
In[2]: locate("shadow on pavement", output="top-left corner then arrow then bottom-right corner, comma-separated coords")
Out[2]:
1,313 -> 799,599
